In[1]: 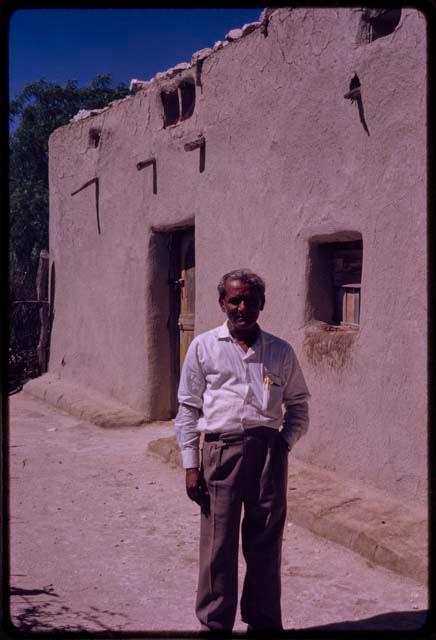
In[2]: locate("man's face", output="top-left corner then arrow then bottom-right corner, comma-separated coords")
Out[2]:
219,279 -> 264,333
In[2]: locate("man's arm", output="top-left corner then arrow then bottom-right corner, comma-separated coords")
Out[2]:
174,339 -> 206,503
280,346 -> 310,451
175,403 -> 203,503
175,403 -> 202,469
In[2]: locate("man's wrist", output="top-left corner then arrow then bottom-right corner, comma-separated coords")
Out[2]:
182,449 -> 200,469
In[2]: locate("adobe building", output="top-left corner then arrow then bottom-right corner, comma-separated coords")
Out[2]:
30,8 -> 427,505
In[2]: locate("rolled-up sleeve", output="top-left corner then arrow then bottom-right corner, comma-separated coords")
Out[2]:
174,339 -> 206,469
280,346 -> 310,450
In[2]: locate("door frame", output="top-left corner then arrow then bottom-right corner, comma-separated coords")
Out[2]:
148,222 -> 195,419
167,226 -> 195,416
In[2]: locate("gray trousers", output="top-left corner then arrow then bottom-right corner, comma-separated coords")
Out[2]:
195,427 -> 289,631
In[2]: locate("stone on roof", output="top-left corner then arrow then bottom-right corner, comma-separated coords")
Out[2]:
129,79 -> 152,94
225,28 -> 243,42
155,62 -> 191,82
172,62 -> 190,72
242,22 -> 261,36
71,108 -> 107,123
259,8 -> 276,23
191,47 -> 213,63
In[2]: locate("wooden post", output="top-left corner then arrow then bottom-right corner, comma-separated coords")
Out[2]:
136,158 -> 157,194
36,249 -> 50,374
184,135 -> 206,173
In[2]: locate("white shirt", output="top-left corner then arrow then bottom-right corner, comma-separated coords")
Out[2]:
175,321 -> 310,468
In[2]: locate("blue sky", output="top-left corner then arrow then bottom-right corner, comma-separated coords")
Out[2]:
9,8 -> 261,100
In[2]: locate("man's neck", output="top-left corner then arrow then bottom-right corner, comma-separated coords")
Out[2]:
227,322 -> 260,347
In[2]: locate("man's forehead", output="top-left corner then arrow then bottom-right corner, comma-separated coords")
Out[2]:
224,279 -> 257,294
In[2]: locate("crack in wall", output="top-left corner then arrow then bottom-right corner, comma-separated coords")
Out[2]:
275,26 -> 293,68
259,48 -> 275,73
278,9 -> 293,25
143,98 -> 151,129
203,58 -> 217,78
318,497 -> 362,517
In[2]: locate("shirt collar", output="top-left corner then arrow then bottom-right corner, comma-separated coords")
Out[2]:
217,320 -> 232,340
217,320 -> 263,347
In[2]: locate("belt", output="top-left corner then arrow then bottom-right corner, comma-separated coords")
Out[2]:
204,427 -> 276,443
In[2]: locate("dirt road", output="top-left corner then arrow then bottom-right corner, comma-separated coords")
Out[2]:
7,392 -> 428,634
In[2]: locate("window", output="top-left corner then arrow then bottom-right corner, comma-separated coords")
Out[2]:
307,235 -> 363,328
368,9 -> 401,41
88,128 -> 101,148
358,8 -> 402,44
161,78 -> 196,128
331,243 -> 362,326
341,284 -> 361,327
180,79 -> 196,121
161,90 -> 180,127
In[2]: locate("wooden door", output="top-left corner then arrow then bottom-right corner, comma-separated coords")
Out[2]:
178,231 -> 195,365
168,228 -> 195,415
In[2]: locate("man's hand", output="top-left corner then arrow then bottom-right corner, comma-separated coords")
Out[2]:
186,468 -> 210,516
279,434 -> 291,452
186,468 -> 201,504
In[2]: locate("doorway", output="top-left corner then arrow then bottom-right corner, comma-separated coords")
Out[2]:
168,227 -> 195,415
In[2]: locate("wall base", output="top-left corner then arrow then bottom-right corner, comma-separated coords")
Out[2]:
24,374 -> 147,428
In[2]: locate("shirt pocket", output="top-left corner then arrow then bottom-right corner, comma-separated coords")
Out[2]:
262,367 -> 284,412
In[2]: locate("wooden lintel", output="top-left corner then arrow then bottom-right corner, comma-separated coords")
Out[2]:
137,158 -> 157,194
344,87 -> 361,100
71,177 -> 98,196
184,136 -> 205,152
70,177 -> 101,234
136,158 -> 156,171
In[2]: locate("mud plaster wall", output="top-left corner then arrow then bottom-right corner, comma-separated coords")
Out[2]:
48,8 -> 427,502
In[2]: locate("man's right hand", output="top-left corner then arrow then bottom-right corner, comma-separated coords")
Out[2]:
186,468 -> 201,504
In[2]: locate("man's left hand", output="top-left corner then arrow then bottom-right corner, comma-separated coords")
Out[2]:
279,435 -> 291,452
186,468 -> 201,503
186,468 -> 210,516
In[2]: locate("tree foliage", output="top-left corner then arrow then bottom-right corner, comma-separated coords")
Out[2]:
9,74 -> 129,388
10,74 -> 128,264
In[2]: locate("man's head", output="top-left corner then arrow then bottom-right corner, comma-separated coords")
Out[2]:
218,269 -> 266,335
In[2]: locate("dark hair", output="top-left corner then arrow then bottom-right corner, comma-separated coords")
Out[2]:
217,269 -> 266,306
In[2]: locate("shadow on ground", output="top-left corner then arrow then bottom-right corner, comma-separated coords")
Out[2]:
234,611 -> 431,638
9,583 -> 129,632
7,590 -> 430,636
301,609 -> 429,633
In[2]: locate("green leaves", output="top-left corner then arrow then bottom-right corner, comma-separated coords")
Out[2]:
10,74 -> 129,264
9,75 -> 129,383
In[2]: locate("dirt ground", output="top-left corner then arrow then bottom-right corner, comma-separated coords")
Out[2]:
7,392 -> 428,635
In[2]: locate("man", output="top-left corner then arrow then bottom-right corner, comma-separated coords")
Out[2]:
175,268 -> 310,633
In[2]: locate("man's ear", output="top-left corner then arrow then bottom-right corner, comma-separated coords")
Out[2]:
260,297 -> 265,311
219,298 -> 226,312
